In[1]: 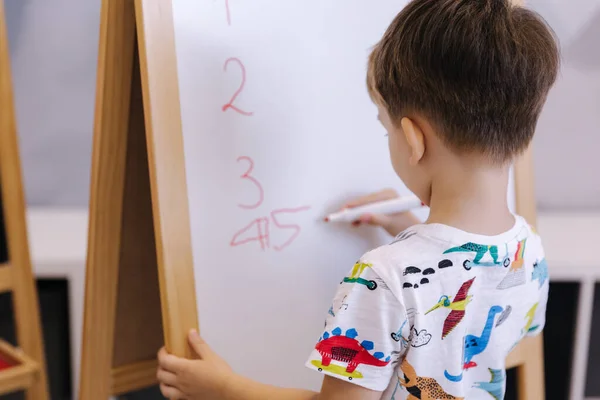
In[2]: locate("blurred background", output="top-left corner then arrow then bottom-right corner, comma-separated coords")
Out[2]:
4,0 -> 600,210
0,0 -> 599,399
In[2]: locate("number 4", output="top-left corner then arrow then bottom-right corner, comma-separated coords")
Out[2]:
230,217 -> 270,250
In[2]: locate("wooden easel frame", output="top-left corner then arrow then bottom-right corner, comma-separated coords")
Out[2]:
78,0 -> 198,398
0,1 -> 50,398
508,149 -> 546,399
79,0 -> 545,398
504,4 -> 546,399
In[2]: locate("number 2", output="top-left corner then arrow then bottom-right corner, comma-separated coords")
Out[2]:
222,58 -> 253,116
236,156 -> 264,209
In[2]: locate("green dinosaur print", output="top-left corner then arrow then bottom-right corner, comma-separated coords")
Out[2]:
444,243 -> 499,264
342,262 -> 378,290
473,368 -> 505,400
444,243 -> 510,270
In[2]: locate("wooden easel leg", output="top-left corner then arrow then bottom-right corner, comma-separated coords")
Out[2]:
516,335 -> 545,400
110,45 -> 164,395
10,256 -> 49,400
78,0 -> 137,399
0,1 -> 49,398
2,135 -> 50,400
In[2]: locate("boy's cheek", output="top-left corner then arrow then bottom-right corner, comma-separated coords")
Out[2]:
388,140 -> 412,184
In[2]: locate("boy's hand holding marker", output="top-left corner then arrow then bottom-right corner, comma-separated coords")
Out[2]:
326,189 -> 424,236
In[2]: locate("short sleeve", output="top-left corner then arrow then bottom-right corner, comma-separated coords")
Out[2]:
305,260 -> 408,391
526,257 -> 549,337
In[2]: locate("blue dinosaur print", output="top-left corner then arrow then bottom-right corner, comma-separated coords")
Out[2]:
532,258 -> 548,289
444,305 -> 504,382
391,319 -> 410,348
473,368 -> 506,400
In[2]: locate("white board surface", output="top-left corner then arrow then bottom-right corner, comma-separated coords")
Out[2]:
172,0 -> 516,390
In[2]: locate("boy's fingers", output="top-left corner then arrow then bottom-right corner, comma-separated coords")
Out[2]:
344,188 -> 398,209
157,347 -> 186,373
358,213 -> 392,229
157,367 -> 178,387
188,329 -> 214,360
159,383 -> 185,400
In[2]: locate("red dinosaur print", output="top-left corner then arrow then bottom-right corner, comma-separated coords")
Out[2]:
315,335 -> 390,373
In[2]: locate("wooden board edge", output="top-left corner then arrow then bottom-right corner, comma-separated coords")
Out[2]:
514,146 -> 538,226
134,0 -> 199,358
0,264 -> 12,293
510,142 -> 545,398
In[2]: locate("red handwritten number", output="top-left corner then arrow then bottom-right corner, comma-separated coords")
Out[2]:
271,206 -> 311,251
236,156 -> 264,209
230,217 -> 270,250
222,58 -> 253,116
225,0 -> 231,25
230,157 -> 310,251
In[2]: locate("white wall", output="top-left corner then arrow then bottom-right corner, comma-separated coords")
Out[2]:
5,0 -> 599,210
528,0 -> 600,210
5,0 -> 100,207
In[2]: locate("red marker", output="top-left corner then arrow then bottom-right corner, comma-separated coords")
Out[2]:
324,196 -> 425,223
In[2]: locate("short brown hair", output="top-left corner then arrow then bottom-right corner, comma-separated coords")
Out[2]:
367,0 -> 560,162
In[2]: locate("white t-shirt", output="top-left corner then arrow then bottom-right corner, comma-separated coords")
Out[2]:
306,215 -> 548,399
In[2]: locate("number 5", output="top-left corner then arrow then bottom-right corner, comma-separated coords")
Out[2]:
271,206 -> 311,251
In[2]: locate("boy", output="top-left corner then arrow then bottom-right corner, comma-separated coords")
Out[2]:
157,0 -> 558,398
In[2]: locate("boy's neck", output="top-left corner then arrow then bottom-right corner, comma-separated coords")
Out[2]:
426,162 -> 515,236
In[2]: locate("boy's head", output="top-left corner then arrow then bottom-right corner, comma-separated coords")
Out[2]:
368,0 -> 559,201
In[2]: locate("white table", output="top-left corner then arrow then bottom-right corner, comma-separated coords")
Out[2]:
27,209 -> 87,398
538,213 -> 600,400
26,209 -> 600,400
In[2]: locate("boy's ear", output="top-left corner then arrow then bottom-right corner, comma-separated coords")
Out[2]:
401,117 -> 425,166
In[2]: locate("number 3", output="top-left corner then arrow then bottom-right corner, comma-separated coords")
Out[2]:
236,156 -> 264,209
222,58 -> 253,116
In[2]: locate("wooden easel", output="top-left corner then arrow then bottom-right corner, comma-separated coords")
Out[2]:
78,0 -> 199,398
0,1 -> 50,398
79,0 -> 545,398
506,148 -> 546,399
503,4 -> 546,399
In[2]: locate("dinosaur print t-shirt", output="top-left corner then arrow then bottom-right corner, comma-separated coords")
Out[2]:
305,215 -> 549,399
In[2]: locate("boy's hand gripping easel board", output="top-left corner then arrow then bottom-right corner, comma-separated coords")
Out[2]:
79,0 -> 544,398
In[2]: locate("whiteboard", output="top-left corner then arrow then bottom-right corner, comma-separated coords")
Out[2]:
172,0 -> 516,390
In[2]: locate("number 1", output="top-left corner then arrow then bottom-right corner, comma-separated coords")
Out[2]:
225,0 -> 231,25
